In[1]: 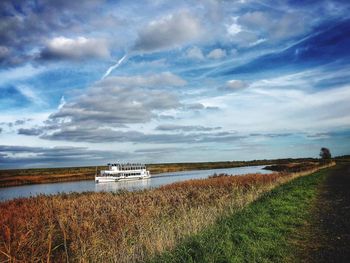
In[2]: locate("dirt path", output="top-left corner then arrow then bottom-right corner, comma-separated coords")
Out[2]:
299,163 -> 350,262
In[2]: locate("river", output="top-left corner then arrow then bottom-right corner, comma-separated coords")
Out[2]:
0,165 -> 272,201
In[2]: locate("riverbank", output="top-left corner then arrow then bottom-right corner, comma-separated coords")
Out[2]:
0,163 -> 333,262
0,166 -> 272,201
0,158 -> 319,188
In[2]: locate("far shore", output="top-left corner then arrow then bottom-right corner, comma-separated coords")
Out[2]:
0,158 -> 324,188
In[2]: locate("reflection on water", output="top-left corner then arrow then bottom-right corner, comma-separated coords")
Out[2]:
0,165 -> 272,201
95,178 -> 151,192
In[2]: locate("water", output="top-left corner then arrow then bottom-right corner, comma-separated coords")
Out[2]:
0,165 -> 272,201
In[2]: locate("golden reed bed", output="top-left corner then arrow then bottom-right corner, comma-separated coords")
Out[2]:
0,163 -> 334,262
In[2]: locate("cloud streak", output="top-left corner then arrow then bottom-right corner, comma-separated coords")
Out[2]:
102,54 -> 128,79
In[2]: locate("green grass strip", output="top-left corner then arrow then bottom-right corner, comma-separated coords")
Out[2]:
151,168 -> 332,263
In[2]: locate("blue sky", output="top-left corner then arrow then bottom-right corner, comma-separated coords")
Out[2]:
1,0 -> 350,168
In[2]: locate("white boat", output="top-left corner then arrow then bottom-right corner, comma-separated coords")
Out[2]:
95,163 -> 151,183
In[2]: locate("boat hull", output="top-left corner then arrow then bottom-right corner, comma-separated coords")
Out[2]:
95,175 -> 150,183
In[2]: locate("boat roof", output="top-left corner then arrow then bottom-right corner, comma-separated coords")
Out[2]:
107,163 -> 145,166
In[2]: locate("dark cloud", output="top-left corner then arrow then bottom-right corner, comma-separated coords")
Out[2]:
205,106 -> 220,111
0,144 -> 131,168
0,0 -> 104,66
157,115 -> 176,120
42,127 -> 244,144
185,103 -> 205,110
306,130 -> 350,139
156,124 -> 221,132
14,120 -> 25,125
41,128 -> 143,143
0,119 -> 31,128
39,36 -> 110,61
133,11 -> 202,52
36,72 -> 219,142
18,127 -> 43,136
134,147 -> 181,154
48,75 -> 181,127
182,103 -> 219,111
249,133 -> 294,138
33,72 -> 226,144
218,80 -> 249,93
0,145 -> 43,153
99,72 -> 186,88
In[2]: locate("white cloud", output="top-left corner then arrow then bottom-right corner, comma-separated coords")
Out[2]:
238,11 -> 306,42
99,72 -> 186,88
207,48 -> 226,59
156,124 -> 221,132
41,36 -> 110,60
58,96 -> 66,110
186,46 -> 204,60
226,17 -> 242,36
133,11 -> 202,52
238,11 -> 270,30
206,82 -> 350,133
46,72 -> 184,129
229,31 -> 259,47
226,80 -> 248,90
248,38 -> 266,47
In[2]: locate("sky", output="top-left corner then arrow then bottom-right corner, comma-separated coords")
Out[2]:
1,0 -> 350,168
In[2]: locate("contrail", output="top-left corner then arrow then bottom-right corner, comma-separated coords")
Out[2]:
102,54 -> 128,80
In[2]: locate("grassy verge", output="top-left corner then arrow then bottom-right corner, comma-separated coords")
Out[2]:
151,165 -> 334,263
294,162 -> 350,262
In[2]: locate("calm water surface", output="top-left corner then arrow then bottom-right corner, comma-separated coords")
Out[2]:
0,165 -> 272,201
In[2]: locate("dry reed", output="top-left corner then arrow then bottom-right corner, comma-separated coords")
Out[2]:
0,163 -> 334,262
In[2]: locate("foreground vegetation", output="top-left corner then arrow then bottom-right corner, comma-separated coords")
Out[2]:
153,164 -> 335,262
0,162 -> 333,262
0,158 -> 321,187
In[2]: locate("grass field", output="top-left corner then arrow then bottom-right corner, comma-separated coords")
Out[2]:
0,162 -> 333,262
152,164 -> 335,262
0,158 -> 320,187
295,162 -> 350,262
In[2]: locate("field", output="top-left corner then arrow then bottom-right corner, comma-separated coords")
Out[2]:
0,162 -> 334,262
154,161 -> 350,263
0,158 -> 319,187
296,162 -> 350,262
153,164 -> 334,262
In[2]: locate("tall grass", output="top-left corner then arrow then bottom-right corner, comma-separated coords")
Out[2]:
0,163 -> 334,262
152,164 -> 335,263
